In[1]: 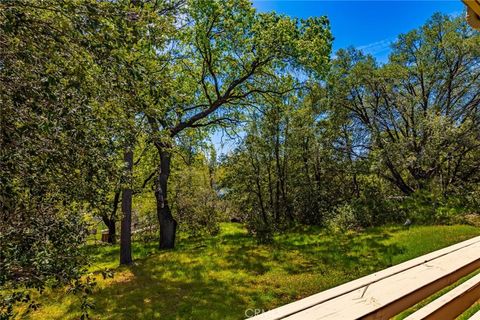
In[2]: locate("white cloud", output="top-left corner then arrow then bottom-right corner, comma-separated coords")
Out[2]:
356,37 -> 396,56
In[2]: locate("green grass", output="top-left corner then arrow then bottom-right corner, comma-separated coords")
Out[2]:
21,223 -> 480,320
458,300 -> 480,319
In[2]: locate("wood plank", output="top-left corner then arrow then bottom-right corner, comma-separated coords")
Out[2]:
404,273 -> 480,320
463,0 -> 480,16
282,242 -> 480,320
249,236 -> 480,320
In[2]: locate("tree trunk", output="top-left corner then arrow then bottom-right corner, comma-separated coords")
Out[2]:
102,190 -> 121,244
108,221 -> 116,244
155,147 -> 177,249
120,148 -> 133,265
102,215 -> 116,244
157,203 -> 177,249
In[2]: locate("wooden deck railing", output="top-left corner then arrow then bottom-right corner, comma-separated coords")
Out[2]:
249,236 -> 480,320
463,0 -> 480,29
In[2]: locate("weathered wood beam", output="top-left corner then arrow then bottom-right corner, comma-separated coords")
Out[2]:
404,273 -> 480,320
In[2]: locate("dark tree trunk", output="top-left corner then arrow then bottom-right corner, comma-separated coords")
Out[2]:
102,190 -> 121,244
102,215 -> 116,244
374,136 -> 415,195
120,148 -> 133,265
157,203 -> 177,249
155,147 -> 177,249
384,159 -> 414,195
108,221 -> 116,244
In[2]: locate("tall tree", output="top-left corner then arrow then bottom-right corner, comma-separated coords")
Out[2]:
329,15 -> 480,196
0,0 -> 124,314
146,0 -> 332,248
86,0 -> 180,262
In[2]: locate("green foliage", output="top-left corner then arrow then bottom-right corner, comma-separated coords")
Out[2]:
0,203 -> 98,318
1,1 -> 479,317
348,176 -> 405,227
66,276 -> 97,320
400,190 -> 470,225
330,14 -> 480,197
170,152 -> 224,236
0,292 -> 39,320
0,0 -> 174,315
0,209 -> 88,287
222,14 -> 480,239
325,204 -> 359,232
1,1 -> 109,315
23,223 -> 480,319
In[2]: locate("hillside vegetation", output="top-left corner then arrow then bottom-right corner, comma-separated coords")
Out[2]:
23,223 -> 480,320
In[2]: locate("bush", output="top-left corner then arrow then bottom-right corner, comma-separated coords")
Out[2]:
400,190 -> 468,225
175,189 -> 222,237
162,148 -> 228,237
326,204 -> 359,232
246,216 -> 274,244
0,203 -> 90,319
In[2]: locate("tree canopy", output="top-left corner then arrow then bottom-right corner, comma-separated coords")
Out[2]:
1,2 -> 479,318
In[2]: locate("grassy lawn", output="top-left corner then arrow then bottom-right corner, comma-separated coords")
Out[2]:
22,223 -> 480,320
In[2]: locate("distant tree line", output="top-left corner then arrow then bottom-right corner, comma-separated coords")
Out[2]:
220,14 -> 480,239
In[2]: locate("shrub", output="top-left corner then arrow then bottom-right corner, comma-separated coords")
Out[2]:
326,204 -> 359,232
400,190 -> 468,225
0,204 -> 90,319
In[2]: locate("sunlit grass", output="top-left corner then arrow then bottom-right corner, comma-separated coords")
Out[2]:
23,223 -> 480,320
458,300 -> 480,319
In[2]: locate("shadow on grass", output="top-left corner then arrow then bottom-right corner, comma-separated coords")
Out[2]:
83,266 -> 255,319
228,226 -> 404,280
279,229 -> 404,272
36,224 -> 407,320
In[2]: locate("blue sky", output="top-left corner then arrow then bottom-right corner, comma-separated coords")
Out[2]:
253,1 -> 464,62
